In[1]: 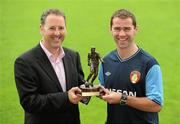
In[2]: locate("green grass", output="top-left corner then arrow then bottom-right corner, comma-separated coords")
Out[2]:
0,0 -> 180,123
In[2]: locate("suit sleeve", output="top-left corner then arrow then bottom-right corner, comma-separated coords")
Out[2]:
76,52 -> 85,85
14,58 -> 69,113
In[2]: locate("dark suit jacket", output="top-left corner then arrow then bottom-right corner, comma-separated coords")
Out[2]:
14,44 -> 84,124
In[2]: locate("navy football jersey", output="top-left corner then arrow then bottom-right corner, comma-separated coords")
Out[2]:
99,48 -> 163,124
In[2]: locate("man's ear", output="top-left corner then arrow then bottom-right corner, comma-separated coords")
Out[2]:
40,24 -> 44,35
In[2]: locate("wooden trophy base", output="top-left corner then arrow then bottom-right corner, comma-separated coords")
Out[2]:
79,84 -> 101,96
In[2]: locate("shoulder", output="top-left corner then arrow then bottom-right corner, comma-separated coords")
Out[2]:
63,47 -> 78,54
16,44 -> 40,61
138,49 -> 159,66
63,47 -> 80,57
14,44 -> 42,68
103,49 -> 117,60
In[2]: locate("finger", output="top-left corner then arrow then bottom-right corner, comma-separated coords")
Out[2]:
76,93 -> 82,97
101,96 -> 108,102
71,87 -> 82,96
102,95 -> 108,100
104,89 -> 110,94
75,87 -> 82,93
71,87 -> 80,91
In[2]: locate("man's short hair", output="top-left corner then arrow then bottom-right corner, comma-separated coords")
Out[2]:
40,8 -> 66,25
110,9 -> 137,28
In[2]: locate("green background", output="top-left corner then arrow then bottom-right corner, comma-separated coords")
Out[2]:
0,0 -> 180,123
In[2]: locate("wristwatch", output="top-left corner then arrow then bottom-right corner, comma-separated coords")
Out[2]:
120,93 -> 128,105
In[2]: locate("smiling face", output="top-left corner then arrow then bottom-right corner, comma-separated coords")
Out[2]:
40,14 -> 66,50
110,17 -> 137,49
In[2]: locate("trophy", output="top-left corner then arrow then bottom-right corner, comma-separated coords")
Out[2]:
79,47 -> 104,96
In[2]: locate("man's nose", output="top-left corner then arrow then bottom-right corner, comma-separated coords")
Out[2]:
119,30 -> 126,36
54,29 -> 60,35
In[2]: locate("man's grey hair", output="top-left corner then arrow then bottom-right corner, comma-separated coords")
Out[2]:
40,8 -> 66,25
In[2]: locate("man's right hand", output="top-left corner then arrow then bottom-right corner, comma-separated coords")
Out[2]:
101,90 -> 122,104
68,87 -> 82,104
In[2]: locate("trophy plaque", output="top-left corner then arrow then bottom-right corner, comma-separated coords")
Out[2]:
79,47 -> 104,96
79,84 -> 102,96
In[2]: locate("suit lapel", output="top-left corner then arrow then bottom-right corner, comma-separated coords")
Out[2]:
63,49 -> 73,91
35,44 -> 63,91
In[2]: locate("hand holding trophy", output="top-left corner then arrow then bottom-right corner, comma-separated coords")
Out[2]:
80,47 -> 104,96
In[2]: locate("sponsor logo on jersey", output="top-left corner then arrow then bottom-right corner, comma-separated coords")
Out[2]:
109,88 -> 136,96
130,71 -> 141,84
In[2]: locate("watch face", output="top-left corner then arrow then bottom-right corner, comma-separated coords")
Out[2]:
120,93 -> 127,105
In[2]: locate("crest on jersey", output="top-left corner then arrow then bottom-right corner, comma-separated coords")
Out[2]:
130,71 -> 141,84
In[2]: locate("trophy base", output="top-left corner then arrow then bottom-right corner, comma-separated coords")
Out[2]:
79,84 -> 101,96
81,91 -> 100,96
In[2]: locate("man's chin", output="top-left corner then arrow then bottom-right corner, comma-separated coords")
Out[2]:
50,42 -> 61,49
117,44 -> 128,49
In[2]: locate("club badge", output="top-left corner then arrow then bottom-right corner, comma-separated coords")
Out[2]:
130,71 -> 141,84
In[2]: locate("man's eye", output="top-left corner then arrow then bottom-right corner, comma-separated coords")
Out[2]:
114,27 -> 121,31
124,28 -> 131,31
59,27 -> 64,30
49,27 -> 55,30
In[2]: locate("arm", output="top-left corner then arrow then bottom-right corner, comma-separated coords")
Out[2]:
101,65 -> 163,112
102,91 -> 161,112
14,57 -> 81,113
98,64 -> 105,86
126,96 -> 161,112
130,64 -> 163,112
76,52 -> 85,85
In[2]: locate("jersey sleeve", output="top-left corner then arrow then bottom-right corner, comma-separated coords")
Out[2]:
98,64 -> 105,86
145,64 -> 164,106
